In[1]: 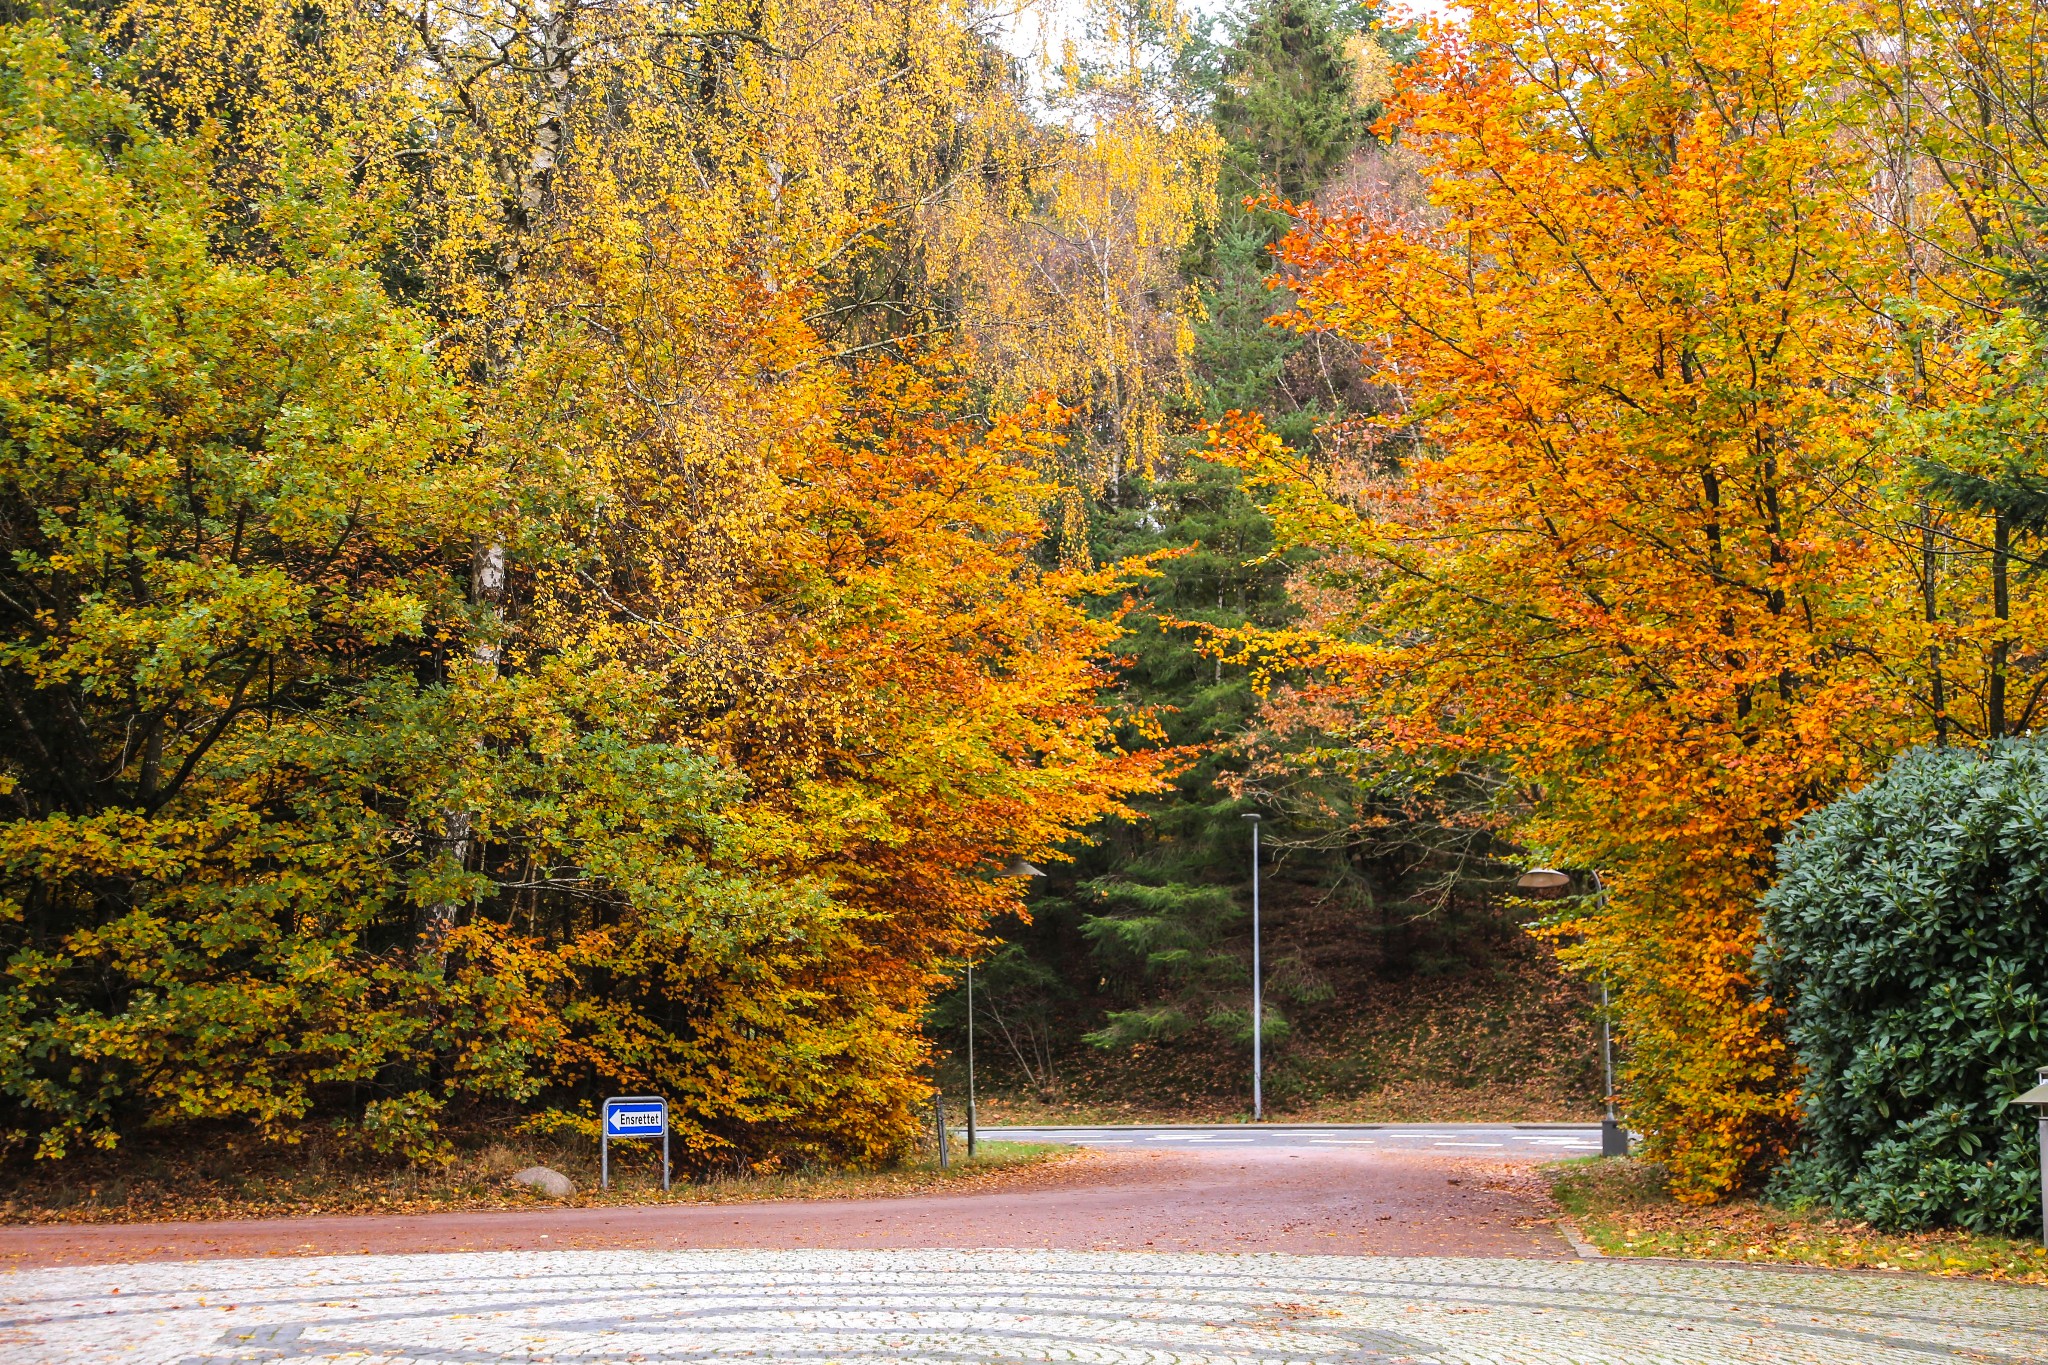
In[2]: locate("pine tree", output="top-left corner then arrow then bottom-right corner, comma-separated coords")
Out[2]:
949,0 -> 1405,1099
1211,0 -> 1376,203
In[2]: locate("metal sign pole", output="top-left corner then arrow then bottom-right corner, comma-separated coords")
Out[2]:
935,1095 -> 949,1170
601,1096 -> 668,1193
966,962 -> 977,1160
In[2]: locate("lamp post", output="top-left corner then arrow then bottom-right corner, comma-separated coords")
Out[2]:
1588,870 -> 1626,1158
2014,1067 -> 2048,1247
975,856 -> 1044,1160
1517,864 -> 1627,1157
1244,813 -> 1263,1122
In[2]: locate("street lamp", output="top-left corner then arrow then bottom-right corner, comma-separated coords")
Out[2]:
969,856 -> 1044,1159
1517,864 -> 1628,1158
1243,813 -> 1263,1122
2013,1067 -> 2048,1247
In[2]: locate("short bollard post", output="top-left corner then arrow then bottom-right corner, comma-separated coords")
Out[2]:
2012,1067 -> 2048,1246
1600,1116 -> 1630,1158
935,1095 -> 950,1170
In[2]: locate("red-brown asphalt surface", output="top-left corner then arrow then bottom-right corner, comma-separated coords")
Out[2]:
0,1148 -> 1571,1267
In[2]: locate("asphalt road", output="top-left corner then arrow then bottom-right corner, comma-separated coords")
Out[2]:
979,1121 -> 1605,1157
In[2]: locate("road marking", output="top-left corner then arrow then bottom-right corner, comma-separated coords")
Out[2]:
1433,1141 -> 1505,1147
1308,1138 -> 1378,1145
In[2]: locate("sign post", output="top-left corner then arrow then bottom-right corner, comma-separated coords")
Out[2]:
601,1095 -> 670,1192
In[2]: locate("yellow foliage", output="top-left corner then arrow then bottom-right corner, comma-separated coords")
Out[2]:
0,0 -> 1190,1165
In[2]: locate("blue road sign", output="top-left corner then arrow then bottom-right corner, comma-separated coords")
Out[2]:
604,1097 -> 667,1138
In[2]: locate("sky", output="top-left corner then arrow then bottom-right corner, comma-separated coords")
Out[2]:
987,0 -> 1455,78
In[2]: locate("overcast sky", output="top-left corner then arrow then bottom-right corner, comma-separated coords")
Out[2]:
987,0 -> 1456,78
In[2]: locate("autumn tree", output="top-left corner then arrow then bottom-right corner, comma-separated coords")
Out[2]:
0,0 -> 1191,1167
1212,0 -> 1954,1196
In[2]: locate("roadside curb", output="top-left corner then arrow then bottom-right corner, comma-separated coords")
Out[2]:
1557,1218 -> 1604,1259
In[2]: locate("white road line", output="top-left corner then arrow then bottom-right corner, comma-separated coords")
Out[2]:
1432,1141 -> 1505,1147
1308,1138 -> 1377,1145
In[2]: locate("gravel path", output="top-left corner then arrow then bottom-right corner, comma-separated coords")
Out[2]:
10,1247 -> 2046,1364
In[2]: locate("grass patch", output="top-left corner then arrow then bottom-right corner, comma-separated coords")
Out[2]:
0,1135 -> 1078,1226
1548,1156 -> 2048,1283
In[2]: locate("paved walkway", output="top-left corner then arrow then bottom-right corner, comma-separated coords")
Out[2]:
11,1248 -> 2047,1364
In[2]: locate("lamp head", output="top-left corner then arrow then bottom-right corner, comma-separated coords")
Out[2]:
996,856 -> 1046,879
1516,866 -> 1573,890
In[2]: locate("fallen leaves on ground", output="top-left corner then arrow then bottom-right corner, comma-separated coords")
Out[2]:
1549,1158 -> 2048,1283
1,1142 -> 1091,1227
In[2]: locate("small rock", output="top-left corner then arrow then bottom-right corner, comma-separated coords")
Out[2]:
510,1166 -> 575,1199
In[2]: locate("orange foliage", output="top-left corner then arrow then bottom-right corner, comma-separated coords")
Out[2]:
1210,0 -> 1946,1197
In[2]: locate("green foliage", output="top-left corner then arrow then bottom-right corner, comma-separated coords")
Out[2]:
1191,0 -> 1398,448
0,24 -> 495,1158
1758,742 -> 2048,1233
1079,878 -> 1249,1047
1063,454 -> 1297,1040
1211,0 -> 1376,202
1910,314 -> 2048,543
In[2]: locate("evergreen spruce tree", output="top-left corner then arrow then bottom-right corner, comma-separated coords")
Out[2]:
949,0 -> 1407,1101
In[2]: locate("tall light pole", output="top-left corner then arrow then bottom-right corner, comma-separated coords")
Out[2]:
966,959 -> 975,1159
977,856 -> 1044,1159
1517,864 -> 1627,1157
1243,813 -> 1263,1122
1589,869 -> 1625,1157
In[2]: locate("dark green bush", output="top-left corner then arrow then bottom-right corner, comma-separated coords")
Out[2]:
1757,742 -> 2048,1234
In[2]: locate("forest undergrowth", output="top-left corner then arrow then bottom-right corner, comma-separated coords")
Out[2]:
963,914 -> 1601,1124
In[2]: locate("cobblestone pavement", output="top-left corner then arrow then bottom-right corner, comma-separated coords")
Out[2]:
7,1249 -> 2046,1364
